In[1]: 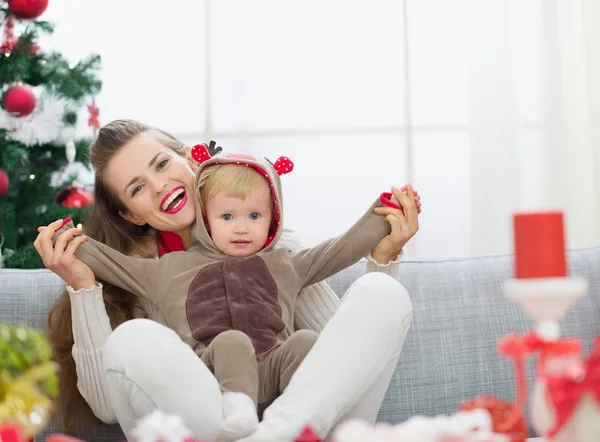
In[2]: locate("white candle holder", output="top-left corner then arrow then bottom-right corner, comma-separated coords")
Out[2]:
504,277 -> 587,341
504,276 -> 598,442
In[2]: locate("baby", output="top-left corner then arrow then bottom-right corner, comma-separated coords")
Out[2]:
54,146 -> 400,440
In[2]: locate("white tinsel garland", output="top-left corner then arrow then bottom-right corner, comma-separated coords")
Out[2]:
131,410 -> 192,442
0,93 -> 78,146
50,161 -> 94,189
332,409 -> 509,442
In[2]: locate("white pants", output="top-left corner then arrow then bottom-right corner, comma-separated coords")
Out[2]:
102,273 -> 413,441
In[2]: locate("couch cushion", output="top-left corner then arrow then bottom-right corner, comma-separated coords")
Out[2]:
373,246 -> 600,428
2,246 -> 600,439
0,269 -> 65,330
0,269 -> 124,441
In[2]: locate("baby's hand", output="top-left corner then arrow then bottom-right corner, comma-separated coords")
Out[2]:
395,185 -> 422,213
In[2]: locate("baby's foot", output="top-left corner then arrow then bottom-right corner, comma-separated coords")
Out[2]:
219,392 -> 259,441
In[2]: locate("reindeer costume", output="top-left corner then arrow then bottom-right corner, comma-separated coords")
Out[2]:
56,144 -> 398,405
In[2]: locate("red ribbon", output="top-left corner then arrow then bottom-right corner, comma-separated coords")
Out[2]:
544,337 -> 600,438
490,332 -> 582,438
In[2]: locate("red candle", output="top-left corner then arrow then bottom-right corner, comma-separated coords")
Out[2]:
513,211 -> 567,279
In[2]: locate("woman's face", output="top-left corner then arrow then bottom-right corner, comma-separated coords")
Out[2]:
104,132 -> 197,236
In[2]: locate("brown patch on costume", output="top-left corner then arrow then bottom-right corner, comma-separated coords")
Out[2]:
186,256 -> 285,354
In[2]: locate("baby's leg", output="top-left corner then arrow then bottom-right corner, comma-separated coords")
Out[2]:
201,330 -> 259,441
258,329 -> 319,405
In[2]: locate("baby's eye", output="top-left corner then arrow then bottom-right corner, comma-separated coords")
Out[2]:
250,213 -> 261,220
221,214 -> 232,221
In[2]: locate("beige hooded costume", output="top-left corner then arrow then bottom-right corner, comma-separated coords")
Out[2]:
56,145 -> 396,403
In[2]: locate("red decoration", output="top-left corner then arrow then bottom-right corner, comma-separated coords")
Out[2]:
1,15 -> 17,54
3,84 -> 36,117
513,212 -> 567,279
7,0 -> 49,20
294,426 -> 322,442
273,156 -> 294,176
87,100 -> 100,134
55,186 -> 93,208
0,424 -> 26,442
0,15 -> 40,55
544,337 -> 600,438
0,168 -> 9,196
458,396 -> 528,442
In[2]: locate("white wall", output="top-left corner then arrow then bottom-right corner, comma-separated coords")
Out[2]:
39,0 -> 480,259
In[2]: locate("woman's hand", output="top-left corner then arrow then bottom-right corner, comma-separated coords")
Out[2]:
371,184 -> 421,264
33,219 -> 96,290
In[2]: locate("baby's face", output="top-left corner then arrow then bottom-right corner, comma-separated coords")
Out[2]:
205,182 -> 273,257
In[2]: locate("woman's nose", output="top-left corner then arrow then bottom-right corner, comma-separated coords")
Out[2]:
149,176 -> 168,194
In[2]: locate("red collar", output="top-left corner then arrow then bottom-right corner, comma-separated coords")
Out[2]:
156,231 -> 185,257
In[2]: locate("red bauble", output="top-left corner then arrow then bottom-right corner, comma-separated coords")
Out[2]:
3,84 -> 36,117
458,395 -> 528,442
294,427 -> 322,442
0,424 -> 26,442
55,186 -> 93,208
0,169 -> 9,196
8,0 -> 49,20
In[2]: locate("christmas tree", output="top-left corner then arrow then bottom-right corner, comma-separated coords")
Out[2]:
0,0 -> 101,269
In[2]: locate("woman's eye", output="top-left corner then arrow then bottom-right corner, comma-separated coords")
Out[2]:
221,214 -> 232,221
132,184 -> 143,196
157,159 -> 168,170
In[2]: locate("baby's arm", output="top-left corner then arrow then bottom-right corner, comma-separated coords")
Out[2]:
52,221 -> 168,301
289,194 -> 398,288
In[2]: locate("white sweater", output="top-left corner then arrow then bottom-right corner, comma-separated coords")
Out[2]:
68,229 -> 401,424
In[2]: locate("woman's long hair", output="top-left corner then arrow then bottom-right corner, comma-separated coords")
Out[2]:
46,119 -> 186,431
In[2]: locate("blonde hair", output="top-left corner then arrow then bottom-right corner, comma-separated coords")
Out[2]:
197,164 -> 272,210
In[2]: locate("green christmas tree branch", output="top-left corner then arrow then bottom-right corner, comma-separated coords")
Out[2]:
0,13 -> 102,269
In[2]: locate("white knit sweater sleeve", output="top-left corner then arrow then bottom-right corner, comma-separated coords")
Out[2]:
279,229 -> 403,333
68,283 -> 118,424
69,284 -> 165,424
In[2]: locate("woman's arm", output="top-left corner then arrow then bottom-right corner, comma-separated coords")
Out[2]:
68,283 -> 118,424
365,251 -> 403,279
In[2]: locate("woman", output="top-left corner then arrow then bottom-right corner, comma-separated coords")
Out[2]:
36,120 -> 421,441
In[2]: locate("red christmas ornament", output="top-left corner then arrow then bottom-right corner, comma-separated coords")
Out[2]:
294,426 -> 322,442
7,0 -> 49,20
458,395 -> 528,442
55,186 -> 93,208
0,424 -> 26,442
0,168 -> 9,196
3,84 -> 36,117
87,100 -> 100,134
1,15 -> 17,54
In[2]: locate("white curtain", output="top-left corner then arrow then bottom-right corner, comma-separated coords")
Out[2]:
468,0 -> 600,256
41,0 -> 600,258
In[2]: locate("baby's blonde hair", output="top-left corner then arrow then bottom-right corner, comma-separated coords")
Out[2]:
197,163 -> 272,210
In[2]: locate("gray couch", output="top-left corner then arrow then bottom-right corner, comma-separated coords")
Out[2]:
1,246 -> 600,441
